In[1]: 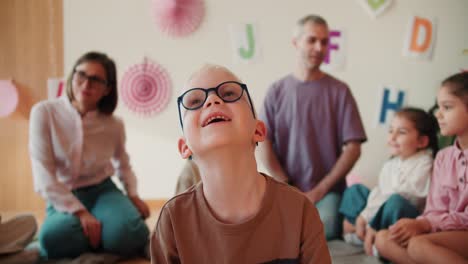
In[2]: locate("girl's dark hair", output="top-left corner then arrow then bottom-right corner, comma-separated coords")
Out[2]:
66,51 -> 118,115
442,72 -> 468,107
396,107 -> 439,157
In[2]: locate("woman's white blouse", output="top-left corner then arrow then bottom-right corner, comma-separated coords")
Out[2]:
29,97 -> 138,213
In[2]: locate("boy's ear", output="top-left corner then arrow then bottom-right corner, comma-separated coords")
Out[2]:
178,137 -> 193,159
418,135 -> 430,149
253,120 -> 267,143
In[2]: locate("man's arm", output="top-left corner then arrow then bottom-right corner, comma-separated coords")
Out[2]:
307,141 -> 362,203
257,139 -> 289,183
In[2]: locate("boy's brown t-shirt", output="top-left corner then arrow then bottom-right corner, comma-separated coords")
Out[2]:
151,175 -> 331,264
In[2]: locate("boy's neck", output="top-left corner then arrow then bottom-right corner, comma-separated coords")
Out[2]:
196,147 -> 267,224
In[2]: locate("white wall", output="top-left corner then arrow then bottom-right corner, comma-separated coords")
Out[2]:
64,0 -> 468,199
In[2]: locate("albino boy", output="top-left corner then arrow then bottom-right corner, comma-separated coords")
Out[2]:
150,65 -> 331,263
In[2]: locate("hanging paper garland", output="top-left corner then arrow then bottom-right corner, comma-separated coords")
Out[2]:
0,80 -> 19,118
120,59 -> 172,117
151,0 -> 205,37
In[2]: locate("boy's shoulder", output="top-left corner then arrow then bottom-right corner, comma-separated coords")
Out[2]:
265,175 -> 310,207
161,182 -> 201,213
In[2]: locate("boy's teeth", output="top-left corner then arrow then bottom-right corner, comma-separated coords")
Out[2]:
205,115 -> 229,126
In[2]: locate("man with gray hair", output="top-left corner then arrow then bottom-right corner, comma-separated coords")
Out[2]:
258,14 -> 367,240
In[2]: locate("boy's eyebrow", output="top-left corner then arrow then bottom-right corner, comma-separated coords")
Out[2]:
438,100 -> 454,104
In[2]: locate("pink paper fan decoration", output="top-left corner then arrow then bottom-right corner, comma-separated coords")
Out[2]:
120,59 -> 172,117
152,0 -> 205,37
0,80 -> 19,118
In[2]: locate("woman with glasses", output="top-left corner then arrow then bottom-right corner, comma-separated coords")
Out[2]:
29,51 -> 149,259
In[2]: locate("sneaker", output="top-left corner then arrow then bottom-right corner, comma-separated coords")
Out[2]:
372,244 -> 380,257
343,233 -> 363,246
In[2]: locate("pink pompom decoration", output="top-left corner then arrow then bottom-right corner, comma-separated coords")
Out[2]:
152,0 -> 205,37
0,80 -> 19,118
120,59 -> 172,117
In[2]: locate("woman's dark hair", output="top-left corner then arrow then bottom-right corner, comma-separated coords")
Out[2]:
441,72 -> 468,107
66,51 -> 118,115
396,107 -> 439,157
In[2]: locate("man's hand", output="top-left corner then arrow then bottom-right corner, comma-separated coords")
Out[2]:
305,185 -> 327,204
389,218 -> 430,247
75,209 -> 101,249
129,195 -> 151,219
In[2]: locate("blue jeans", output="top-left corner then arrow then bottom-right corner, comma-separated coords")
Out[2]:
316,192 -> 342,240
39,178 -> 149,259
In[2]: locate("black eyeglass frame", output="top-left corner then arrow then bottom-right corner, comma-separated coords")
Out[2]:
73,70 -> 108,87
177,81 -> 256,129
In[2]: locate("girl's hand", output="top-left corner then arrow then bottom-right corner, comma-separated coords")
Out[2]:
130,195 -> 151,219
356,216 -> 367,240
75,209 -> 101,249
364,227 -> 377,256
389,218 -> 430,247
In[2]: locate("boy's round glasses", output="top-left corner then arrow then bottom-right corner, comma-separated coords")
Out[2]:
177,81 -> 256,129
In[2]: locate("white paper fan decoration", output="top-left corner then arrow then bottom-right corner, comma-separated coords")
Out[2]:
151,0 -> 205,37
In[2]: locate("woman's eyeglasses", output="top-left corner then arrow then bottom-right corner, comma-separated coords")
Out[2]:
73,70 -> 108,88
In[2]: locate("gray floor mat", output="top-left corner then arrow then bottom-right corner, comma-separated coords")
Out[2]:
328,240 -> 383,264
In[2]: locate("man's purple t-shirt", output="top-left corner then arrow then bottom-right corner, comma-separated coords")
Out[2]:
260,74 -> 367,193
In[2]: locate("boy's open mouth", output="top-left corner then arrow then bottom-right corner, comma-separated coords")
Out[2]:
202,114 -> 232,127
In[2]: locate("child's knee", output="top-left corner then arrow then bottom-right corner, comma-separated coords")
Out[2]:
407,236 -> 428,261
386,193 -> 405,205
374,230 -> 389,254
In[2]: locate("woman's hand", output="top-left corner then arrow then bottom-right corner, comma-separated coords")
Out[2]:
389,218 -> 430,247
356,216 -> 367,240
74,209 -> 101,249
130,195 -> 150,219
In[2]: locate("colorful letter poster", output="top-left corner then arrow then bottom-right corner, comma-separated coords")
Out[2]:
358,0 -> 393,19
403,16 -> 437,60
47,78 -> 65,99
321,29 -> 346,72
229,23 -> 261,64
376,86 -> 406,126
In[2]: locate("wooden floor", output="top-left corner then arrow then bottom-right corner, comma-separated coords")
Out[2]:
1,201 -> 164,264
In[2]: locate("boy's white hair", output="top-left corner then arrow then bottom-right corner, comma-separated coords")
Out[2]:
183,63 -> 242,91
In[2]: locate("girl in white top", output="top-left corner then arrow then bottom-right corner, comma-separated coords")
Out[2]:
339,107 -> 438,256
29,52 -> 149,259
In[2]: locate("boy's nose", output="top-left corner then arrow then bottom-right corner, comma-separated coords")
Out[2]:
204,93 -> 222,108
